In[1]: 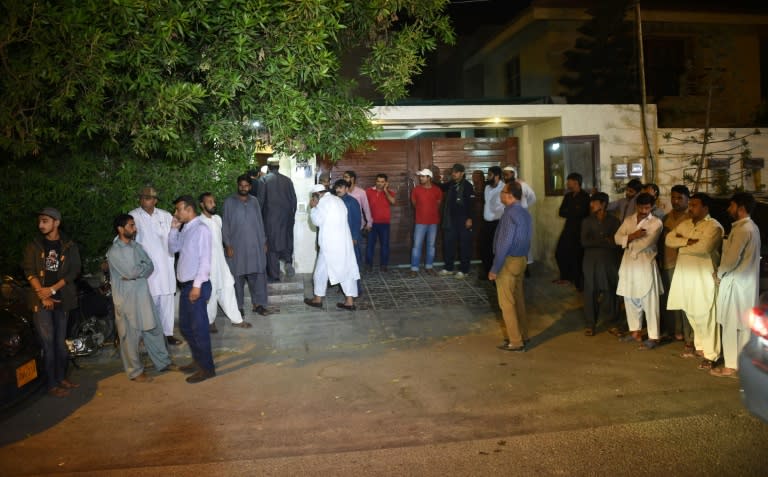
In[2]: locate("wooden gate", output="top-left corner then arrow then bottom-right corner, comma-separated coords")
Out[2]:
323,137 -> 518,265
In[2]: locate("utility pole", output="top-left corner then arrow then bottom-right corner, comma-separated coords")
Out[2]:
634,1 -> 655,182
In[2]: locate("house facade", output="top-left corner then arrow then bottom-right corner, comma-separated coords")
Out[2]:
461,1 -> 768,128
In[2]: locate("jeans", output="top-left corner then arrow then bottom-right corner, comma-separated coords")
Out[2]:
179,281 -> 214,372
366,223 -> 390,266
33,309 -> 69,390
411,224 -> 438,271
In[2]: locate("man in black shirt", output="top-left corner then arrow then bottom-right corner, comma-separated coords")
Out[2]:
439,163 -> 475,279
23,207 -> 82,397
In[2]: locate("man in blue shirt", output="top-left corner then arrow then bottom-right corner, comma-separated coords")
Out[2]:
489,181 -> 533,352
169,195 -> 215,383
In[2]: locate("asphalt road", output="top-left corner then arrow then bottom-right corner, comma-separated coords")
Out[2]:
1,270 -> 766,476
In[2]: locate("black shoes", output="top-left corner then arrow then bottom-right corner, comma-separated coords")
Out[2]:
166,336 -> 183,346
252,305 -> 269,316
186,369 -> 216,384
497,343 -> 526,352
209,323 -> 218,333
304,298 -> 322,308
336,302 -> 356,311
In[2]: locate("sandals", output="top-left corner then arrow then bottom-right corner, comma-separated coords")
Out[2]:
620,331 -> 642,343
231,321 -> 253,328
697,359 -> 715,370
710,367 -> 738,378
638,339 -> 659,351
584,328 -> 594,337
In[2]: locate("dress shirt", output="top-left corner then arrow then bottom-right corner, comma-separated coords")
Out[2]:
483,181 -> 505,221
491,202 -> 532,273
168,216 -> 212,288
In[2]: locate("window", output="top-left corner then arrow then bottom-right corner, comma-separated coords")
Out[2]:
543,135 -> 600,196
505,56 -> 521,97
644,37 -> 687,98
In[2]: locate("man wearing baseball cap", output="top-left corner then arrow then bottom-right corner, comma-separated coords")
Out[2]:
23,207 -> 82,397
409,168 -> 443,276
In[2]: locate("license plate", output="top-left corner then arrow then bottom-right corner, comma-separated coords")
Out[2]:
16,359 -> 38,388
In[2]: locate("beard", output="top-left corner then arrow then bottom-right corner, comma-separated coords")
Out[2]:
124,232 -> 136,241
205,206 -> 217,215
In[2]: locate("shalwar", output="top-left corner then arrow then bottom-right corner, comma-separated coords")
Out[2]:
615,213 -> 664,339
310,193 -> 360,297
199,214 -> 244,324
667,215 -> 723,361
717,217 -> 761,369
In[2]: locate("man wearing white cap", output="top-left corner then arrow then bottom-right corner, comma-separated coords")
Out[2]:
409,168 -> 443,276
130,186 -> 183,346
304,184 -> 360,310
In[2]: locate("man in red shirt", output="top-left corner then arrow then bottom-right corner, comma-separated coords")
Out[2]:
410,169 -> 443,276
365,174 -> 396,272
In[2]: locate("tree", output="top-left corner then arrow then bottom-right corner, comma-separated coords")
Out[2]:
0,0 -> 454,161
559,0 -> 638,104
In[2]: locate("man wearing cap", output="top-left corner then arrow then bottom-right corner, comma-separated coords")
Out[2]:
198,193 -> 252,331
23,207 -> 82,397
480,166 -> 504,279
439,163 -> 475,279
305,184 -> 360,310
410,168 -> 443,276
130,187 -> 183,345
222,174 -> 270,317
365,173 -> 396,272
108,213 -> 178,383
258,157 -> 298,281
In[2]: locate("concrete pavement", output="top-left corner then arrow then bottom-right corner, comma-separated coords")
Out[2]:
1,265 -> 766,476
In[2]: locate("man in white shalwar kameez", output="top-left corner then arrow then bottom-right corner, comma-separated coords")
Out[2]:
666,193 -> 723,368
199,193 -> 252,330
711,192 -> 760,378
130,186 -> 183,345
615,193 -> 664,346
304,184 -> 360,311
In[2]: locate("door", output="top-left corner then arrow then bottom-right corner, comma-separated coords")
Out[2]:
324,137 -> 518,265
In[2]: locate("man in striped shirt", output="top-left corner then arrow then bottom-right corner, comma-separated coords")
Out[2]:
489,181 -> 533,352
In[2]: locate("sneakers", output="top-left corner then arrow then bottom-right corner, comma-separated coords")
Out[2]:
439,269 -> 454,276
455,271 -> 465,279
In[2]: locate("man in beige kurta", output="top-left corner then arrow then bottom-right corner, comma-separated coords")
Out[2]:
666,193 -> 724,369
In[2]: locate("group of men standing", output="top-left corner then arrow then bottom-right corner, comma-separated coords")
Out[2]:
302,163 -> 537,355
568,176 -> 761,378
106,158 -> 297,384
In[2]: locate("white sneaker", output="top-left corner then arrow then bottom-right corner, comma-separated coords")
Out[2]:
439,269 -> 454,276
455,271 -> 465,279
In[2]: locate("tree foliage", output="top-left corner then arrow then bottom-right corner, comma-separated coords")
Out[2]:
0,0 -> 454,161
559,0 -> 639,104
0,0 -> 454,274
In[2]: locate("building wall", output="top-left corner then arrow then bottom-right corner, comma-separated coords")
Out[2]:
656,127 -> 768,205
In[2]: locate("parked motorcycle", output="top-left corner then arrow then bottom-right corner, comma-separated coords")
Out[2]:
66,270 -> 116,358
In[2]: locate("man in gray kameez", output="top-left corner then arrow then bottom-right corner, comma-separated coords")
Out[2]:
581,192 -> 622,335
107,214 -> 177,382
222,174 -> 270,316
258,157 -> 298,281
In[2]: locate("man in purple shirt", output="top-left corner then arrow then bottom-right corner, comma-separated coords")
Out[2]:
168,195 -> 215,383
489,182 -> 533,352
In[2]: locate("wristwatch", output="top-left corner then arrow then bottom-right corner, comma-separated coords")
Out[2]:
50,287 -> 56,295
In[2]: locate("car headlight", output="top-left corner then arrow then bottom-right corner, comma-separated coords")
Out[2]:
0,333 -> 22,357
